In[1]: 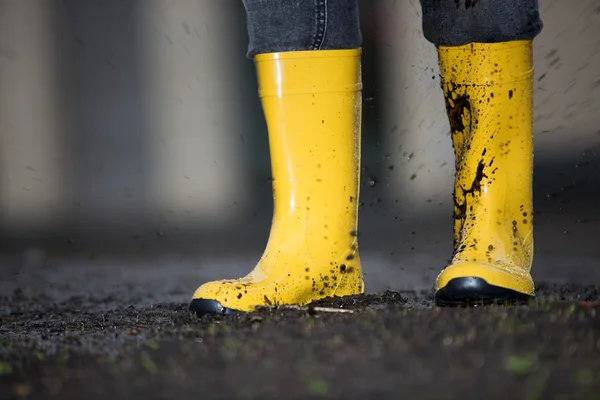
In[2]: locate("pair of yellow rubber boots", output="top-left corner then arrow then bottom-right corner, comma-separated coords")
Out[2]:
190,40 -> 536,315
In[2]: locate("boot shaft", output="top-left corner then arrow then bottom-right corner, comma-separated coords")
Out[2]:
254,50 -> 363,256
438,41 -> 534,271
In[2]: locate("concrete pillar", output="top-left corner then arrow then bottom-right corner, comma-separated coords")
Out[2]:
137,0 -> 248,227
0,0 -> 68,231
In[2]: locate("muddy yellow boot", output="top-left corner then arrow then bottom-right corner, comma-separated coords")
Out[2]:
434,41 -> 536,306
189,49 -> 364,315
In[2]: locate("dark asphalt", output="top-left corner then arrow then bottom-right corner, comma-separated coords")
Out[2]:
1,283 -> 599,399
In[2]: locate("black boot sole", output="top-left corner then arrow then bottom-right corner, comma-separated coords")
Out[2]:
189,298 -> 237,317
435,277 -> 534,307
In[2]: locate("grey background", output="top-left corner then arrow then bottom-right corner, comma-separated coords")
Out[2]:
0,0 -> 598,304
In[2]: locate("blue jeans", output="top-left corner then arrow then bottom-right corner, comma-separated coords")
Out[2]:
242,0 -> 543,57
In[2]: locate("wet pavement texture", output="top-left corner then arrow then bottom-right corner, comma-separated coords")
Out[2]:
1,283 -> 599,399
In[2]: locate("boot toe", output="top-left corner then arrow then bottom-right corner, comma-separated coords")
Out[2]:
435,277 -> 534,307
188,298 -> 237,317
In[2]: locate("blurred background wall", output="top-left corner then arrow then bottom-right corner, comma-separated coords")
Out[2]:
0,0 -> 599,296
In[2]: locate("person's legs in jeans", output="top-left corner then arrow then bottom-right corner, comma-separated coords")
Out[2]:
189,0 -> 545,315
190,1 -> 366,315
420,0 -> 543,305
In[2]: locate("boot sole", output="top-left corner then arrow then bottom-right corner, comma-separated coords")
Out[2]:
189,299 -> 238,316
435,277 -> 533,307
191,276 -> 533,314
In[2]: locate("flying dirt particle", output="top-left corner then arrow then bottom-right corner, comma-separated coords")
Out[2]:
410,173 -> 417,181
549,57 -> 560,67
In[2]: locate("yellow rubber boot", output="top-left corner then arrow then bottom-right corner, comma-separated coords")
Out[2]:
434,41 -> 536,306
189,49 -> 364,315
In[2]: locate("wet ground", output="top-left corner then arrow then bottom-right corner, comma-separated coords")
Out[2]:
1,282 -> 599,399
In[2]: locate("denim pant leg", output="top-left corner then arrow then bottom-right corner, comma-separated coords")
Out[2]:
420,0 -> 543,46
242,0 -> 362,58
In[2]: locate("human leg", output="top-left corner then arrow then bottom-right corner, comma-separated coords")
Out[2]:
190,0 -> 365,315
420,0 -> 543,305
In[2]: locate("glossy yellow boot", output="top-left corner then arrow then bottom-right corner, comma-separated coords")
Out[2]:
434,41 -> 536,306
189,49 -> 364,315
